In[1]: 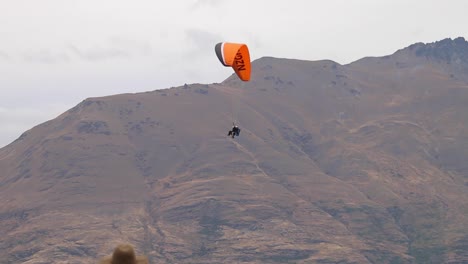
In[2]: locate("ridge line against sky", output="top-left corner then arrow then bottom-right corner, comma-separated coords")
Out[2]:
1,0 -> 468,147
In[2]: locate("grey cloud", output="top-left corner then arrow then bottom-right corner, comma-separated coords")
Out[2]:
23,50 -> 70,64
108,36 -> 152,56
13,36 -> 153,64
69,45 -> 131,61
15,47 -> 128,64
190,0 -> 227,9
185,28 -> 222,52
68,37 -> 153,61
0,51 -> 10,61
182,29 -> 223,63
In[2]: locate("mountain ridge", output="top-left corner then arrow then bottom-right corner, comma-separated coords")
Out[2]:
1,38 -> 468,263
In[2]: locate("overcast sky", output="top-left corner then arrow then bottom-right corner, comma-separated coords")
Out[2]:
1,0 -> 467,147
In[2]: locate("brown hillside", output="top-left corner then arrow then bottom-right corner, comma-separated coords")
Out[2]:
1,38 -> 468,263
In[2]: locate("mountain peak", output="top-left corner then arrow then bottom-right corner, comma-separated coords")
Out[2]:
407,37 -> 468,64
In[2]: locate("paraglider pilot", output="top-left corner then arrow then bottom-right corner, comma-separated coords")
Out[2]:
228,123 -> 241,138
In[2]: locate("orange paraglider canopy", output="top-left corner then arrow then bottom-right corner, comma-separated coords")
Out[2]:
215,42 -> 251,81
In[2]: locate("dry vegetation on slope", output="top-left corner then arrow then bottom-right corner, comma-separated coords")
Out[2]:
1,38 -> 468,263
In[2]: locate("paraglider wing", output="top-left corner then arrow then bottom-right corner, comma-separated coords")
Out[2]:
215,42 -> 251,81
215,42 -> 229,67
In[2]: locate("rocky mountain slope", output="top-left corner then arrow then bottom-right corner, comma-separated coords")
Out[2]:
1,38 -> 468,263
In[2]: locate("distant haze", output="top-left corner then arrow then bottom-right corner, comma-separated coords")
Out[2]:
1,0 -> 468,147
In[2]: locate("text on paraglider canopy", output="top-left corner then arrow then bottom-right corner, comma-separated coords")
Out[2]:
235,51 -> 246,71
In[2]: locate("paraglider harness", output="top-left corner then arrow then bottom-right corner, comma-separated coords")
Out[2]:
228,124 -> 241,138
